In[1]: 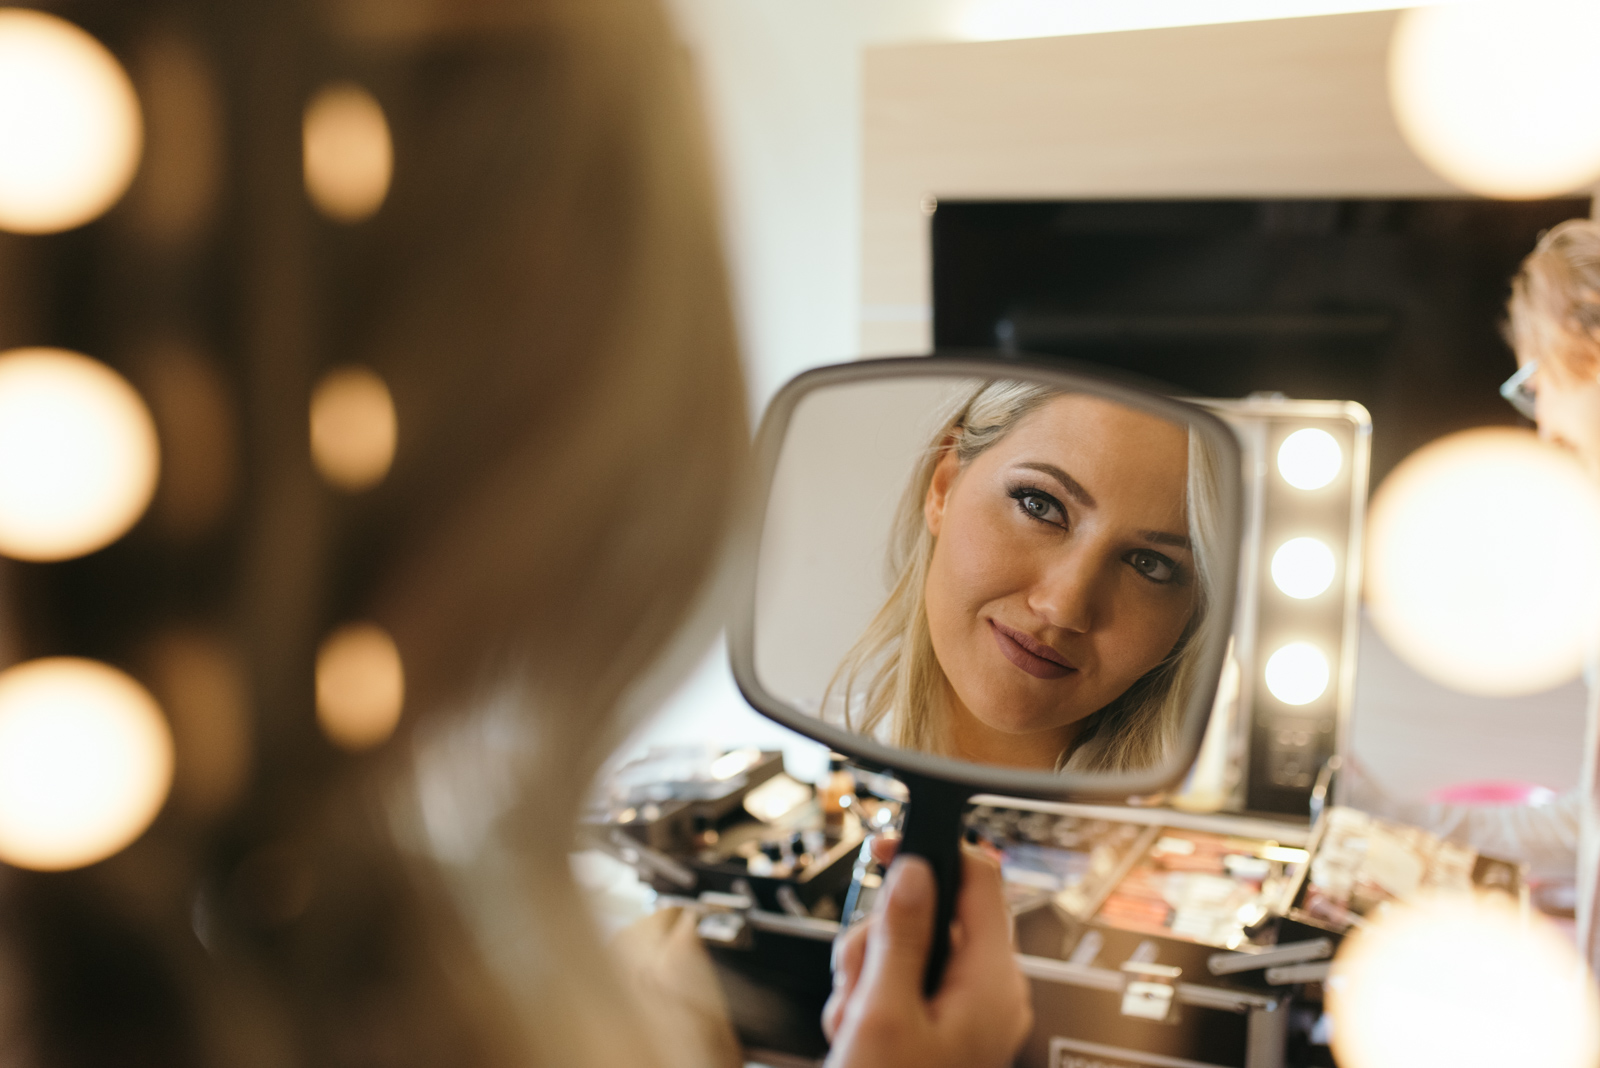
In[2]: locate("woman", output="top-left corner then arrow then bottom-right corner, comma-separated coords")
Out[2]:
1500,217 -> 1600,972
827,380 -> 1226,772
0,1 -> 1029,1067
1352,218 -> 1600,977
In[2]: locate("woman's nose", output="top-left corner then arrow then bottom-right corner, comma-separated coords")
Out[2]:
1027,549 -> 1101,633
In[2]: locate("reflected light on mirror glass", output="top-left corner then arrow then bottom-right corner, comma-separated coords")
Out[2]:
1367,428 -> 1600,696
309,366 -> 396,491
1271,537 -> 1336,600
1277,428 -> 1341,490
316,622 -> 404,751
0,348 -> 160,561
0,9 -> 141,233
0,658 -> 173,871
1329,895 -> 1600,1068
302,83 -> 392,223
1390,2 -> 1600,198
1263,641 -> 1329,706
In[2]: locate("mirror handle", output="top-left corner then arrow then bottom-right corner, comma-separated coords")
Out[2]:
895,772 -> 971,996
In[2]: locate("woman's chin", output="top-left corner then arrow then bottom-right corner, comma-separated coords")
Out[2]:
967,706 -> 1076,738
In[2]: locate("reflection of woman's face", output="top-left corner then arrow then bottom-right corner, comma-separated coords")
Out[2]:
923,395 -> 1195,769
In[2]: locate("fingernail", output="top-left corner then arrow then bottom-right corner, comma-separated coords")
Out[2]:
887,855 -> 932,910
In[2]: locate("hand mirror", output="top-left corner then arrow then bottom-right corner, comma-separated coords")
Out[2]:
729,354 -> 1243,986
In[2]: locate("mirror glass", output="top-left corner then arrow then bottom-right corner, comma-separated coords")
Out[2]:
747,367 -> 1236,785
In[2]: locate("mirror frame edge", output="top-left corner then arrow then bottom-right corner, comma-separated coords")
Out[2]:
728,352 -> 1244,804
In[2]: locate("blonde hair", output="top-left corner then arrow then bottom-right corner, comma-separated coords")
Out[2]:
0,3 -> 745,1068
824,381 -> 1225,773
1508,218 -> 1600,384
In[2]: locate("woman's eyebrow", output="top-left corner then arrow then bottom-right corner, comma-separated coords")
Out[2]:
1017,461 -> 1097,507
1140,530 -> 1191,549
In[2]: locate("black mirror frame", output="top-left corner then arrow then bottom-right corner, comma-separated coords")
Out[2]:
728,352 -> 1245,803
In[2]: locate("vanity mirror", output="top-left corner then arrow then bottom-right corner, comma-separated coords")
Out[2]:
729,354 -> 1244,986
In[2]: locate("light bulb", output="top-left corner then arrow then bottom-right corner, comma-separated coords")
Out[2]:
0,658 -> 173,871
302,83 -> 392,223
1264,642 -> 1329,706
1329,896 -> 1600,1068
0,348 -> 160,561
1277,428 -> 1341,490
1366,427 -> 1600,696
1390,2 -> 1600,198
316,622 -> 404,751
309,366 -> 396,492
1271,537 -> 1336,600
0,9 -> 142,233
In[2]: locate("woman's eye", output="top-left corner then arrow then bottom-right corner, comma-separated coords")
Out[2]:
1127,550 -> 1177,583
1012,489 -> 1065,527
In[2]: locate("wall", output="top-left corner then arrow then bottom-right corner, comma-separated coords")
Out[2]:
861,9 -> 1465,356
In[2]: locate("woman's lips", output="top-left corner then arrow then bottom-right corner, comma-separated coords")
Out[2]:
988,620 -> 1075,681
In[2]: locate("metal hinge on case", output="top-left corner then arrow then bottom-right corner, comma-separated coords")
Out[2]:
1120,960 -> 1183,1023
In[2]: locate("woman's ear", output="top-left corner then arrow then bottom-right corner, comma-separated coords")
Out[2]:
924,446 -> 961,537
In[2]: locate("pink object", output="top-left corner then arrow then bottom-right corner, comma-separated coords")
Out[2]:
1426,780 -> 1558,806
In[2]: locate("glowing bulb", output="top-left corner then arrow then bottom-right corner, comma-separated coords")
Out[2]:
309,366 -> 396,491
1264,642 -> 1329,706
1277,428 -> 1341,490
0,348 -> 160,561
316,622 -> 404,751
302,83 -> 392,223
1390,2 -> 1600,198
1329,896 -> 1600,1068
0,658 -> 173,871
1367,428 -> 1600,696
1271,537 -> 1336,599
0,10 -> 141,233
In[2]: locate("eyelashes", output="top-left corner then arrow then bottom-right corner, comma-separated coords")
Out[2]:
1009,484 -> 1067,528
1125,549 -> 1179,584
1006,482 -> 1184,586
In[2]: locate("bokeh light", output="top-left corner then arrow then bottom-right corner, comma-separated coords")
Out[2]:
302,82 -> 392,223
0,348 -> 160,561
1366,427 -> 1600,696
316,622 -> 404,751
1277,428 -> 1341,490
125,31 -> 221,244
310,366 -> 397,492
0,658 -> 173,871
1264,641 -> 1329,706
1390,2 -> 1600,198
1271,537 -> 1336,600
0,9 -> 142,233
1329,895 -> 1600,1068
139,341 -> 237,539
144,630 -> 249,818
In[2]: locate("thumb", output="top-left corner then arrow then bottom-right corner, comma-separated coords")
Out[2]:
854,855 -> 937,1008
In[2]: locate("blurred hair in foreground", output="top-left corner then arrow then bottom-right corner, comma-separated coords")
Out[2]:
0,2 -> 747,1067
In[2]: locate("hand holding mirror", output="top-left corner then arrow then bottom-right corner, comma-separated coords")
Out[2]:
729,355 -> 1243,988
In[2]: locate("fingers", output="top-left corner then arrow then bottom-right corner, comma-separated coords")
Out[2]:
933,848 -> 1017,1009
853,855 -> 937,1011
953,846 -> 1012,950
823,921 -> 871,1041
869,833 -> 900,868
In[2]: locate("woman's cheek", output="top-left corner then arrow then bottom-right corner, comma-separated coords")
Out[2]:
1109,587 -> 1191,674
941,500 -> 1030,612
